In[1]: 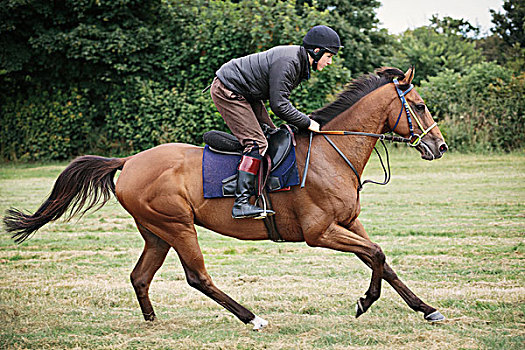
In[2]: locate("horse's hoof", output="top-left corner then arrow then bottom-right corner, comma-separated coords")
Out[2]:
250,315 -> 268,331
355,298 -> 365,318
143,312 -> 156,322
425,310 -> 445,322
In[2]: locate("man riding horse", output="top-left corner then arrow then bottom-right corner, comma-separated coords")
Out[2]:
210,25 -> 342,219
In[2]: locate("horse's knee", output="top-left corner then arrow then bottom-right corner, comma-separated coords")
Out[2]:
304,232 -> 325,248
371,243 -> 385,266
130,274 -> 150,297
305,238 -> 321,248
186,273 -> 200,289
185,271 -> 213,293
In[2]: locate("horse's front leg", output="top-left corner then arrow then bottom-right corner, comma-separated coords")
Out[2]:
305,222 -> 385,318
348,219 -> 445,322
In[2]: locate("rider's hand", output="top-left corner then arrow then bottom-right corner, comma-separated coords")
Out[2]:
308,119 -> 321,133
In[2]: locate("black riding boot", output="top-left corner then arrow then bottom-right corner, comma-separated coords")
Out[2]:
232,154 -> 275,219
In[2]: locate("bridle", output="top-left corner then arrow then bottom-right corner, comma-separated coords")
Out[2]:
391,78 -> 437,147
301,78 -> 439,192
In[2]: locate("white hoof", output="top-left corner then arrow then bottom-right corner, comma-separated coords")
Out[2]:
250,315 -> 268,331
425,310 -> 446,322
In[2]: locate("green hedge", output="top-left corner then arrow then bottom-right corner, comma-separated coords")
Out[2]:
102,78 -> 224,154
1,87 -> 94,161
1,0 -> 522,161
1,0 -> 359,160
419,62 -> 524,152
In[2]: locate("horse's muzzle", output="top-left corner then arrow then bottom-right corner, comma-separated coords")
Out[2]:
418,139 -> 448,160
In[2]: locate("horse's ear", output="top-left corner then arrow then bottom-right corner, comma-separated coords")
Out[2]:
401,66 -> 415,84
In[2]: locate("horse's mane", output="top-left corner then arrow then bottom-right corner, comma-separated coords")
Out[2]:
310,67 -> 409,126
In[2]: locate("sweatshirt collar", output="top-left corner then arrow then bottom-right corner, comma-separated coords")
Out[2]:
300,46 -> 311,81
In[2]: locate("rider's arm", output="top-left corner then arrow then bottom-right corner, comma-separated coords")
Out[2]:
268,58 -> 311,129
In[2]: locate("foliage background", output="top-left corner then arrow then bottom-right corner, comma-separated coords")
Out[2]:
1,0 -> 523,161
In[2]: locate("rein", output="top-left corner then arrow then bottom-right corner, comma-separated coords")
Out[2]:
300,79 -> 437,192
300,132 -> 397,192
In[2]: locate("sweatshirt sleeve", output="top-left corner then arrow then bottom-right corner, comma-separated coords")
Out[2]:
268,58 -> 311,129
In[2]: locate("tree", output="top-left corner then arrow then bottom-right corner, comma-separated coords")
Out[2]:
490,0 -> 525,47
0,0 -> 168,91
476,34 -> 508,65
296,0 -> 394,75
488,0 -> 525,72
429,15 -> 480,38
385,16 -> 482,84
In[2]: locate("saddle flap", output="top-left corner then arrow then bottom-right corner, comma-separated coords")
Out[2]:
266,127 -> 293,170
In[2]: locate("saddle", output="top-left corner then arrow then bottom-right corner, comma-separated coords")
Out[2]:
202,125 -> 300,198
203,125 -> 295,171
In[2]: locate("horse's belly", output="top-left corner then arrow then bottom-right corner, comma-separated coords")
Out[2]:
193,198 -> 271,240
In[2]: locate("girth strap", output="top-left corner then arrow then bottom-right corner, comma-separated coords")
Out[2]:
255,155 -> 285,242
260,192 -> 285,242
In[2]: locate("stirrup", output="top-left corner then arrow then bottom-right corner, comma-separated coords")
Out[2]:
232,195 -> 275,219
253,194 -> 275,219
232,206 -> 271,219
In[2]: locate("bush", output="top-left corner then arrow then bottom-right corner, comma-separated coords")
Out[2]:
103,78 -> 224,154
419,62 -> 524,152
0,0 -> 357,160
1,88 -> 94,161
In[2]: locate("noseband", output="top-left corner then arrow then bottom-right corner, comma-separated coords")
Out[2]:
301,78 -> 440,192
391,78 -> 437,147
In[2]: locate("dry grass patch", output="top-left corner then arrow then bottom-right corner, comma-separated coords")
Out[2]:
1,151 -> 524,349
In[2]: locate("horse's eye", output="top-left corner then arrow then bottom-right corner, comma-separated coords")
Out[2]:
415,104 -> 425,112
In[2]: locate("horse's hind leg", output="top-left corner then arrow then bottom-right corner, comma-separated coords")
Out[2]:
348,219 -> 445,322
131,222 -> 171,321
149,222 -> 267,330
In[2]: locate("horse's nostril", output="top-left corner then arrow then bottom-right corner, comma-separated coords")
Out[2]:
439,143 -> 448,154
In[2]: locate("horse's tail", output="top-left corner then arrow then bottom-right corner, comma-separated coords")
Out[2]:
3,155 -> 129,244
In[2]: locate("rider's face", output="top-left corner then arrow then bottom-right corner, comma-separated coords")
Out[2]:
315,50 -> 333,71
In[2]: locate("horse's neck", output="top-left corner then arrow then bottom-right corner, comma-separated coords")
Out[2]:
321,87 -> 393,175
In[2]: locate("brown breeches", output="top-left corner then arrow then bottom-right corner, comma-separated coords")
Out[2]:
210,77 -> 276,155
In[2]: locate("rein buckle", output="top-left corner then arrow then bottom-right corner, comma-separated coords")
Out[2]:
409,134 -> 422,147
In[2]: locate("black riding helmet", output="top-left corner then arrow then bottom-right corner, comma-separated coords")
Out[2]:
302,25 -> 343,71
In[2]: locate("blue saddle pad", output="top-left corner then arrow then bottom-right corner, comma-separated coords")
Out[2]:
202,145 -> 300,198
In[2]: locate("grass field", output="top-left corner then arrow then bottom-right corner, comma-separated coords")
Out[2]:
0,149 -> 524,349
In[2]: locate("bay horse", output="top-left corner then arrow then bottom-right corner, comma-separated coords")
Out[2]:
3,67 -> 448,330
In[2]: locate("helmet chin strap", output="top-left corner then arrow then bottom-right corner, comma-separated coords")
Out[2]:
306,48 -> 327,71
